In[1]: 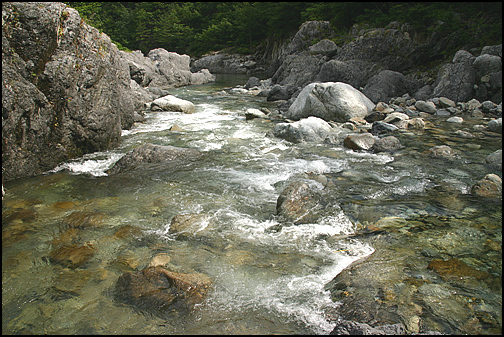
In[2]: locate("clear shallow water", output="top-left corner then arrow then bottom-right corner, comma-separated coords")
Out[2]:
2,74 -> 502,334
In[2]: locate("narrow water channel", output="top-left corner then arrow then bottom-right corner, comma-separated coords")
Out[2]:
2,74 -> 502,334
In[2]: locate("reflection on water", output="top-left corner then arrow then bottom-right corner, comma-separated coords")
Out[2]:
2,75 -> 502,334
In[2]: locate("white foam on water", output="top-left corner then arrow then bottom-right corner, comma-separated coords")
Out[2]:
48,152 -> 124,177
201,208 -> 374,334
366,179 -> 431,199
346,149 -> 395,165
200,167 -> 291,196
231,124 -> 257,139
121,103 -> 236,136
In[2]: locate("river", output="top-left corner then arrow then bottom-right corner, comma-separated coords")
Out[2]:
2,74 -> 502,334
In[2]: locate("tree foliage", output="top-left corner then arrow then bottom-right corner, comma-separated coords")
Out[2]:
65,2 -> 502,56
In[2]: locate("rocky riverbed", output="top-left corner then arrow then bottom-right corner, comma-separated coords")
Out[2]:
2,2 -> 502,335
3,74 -> 502,334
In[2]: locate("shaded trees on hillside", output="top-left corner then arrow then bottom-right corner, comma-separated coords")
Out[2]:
65,2 -> 502,56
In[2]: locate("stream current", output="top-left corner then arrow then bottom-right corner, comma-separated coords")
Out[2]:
2,74 -> 502,334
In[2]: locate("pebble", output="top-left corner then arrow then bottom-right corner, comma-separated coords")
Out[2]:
446,116 -> 463,123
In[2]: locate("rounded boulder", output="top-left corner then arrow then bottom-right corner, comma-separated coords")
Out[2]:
285,82 -> 375,122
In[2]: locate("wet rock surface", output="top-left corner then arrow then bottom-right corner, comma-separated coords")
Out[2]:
115,266 -> 212,318
106,143 -> 202,175
270,116 -> 344,144
324,213 -> 502,335
49,243 -> 95,268
276,181 -> 322,224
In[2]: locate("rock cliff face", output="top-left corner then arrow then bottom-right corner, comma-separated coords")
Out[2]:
194,20 -> 502,108
2,2 -> 139,181
2,2 -> 215,182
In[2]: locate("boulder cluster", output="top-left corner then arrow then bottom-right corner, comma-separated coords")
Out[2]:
195,20 -> 501,109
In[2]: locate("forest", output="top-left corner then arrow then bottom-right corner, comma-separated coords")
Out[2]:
65,2 -> 502,57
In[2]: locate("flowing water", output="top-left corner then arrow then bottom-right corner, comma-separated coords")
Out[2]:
2,74 -> 502,334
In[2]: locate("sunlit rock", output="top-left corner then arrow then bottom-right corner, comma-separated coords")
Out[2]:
471,173 -> 502,198
285,82 -> 375,122
150,95 -> 196,114
276,181 -> 322,224
270,116 -> 344,143
426,145 -> 456,159
343,133 -> 375,151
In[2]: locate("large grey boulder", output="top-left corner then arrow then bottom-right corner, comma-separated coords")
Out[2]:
335,25 -> 421,73
362,70 -> 421,104
308,39 -> 339,57
431,50 -> 476,102
191,51 -> 256,74
481,44 -> 502,57
120,50 -> 159,87
285,82 -> 375,122
149,95 -> 195,114
2,2 -> 139,181
284,21 -> 334,56
315,59 -> 381,89
268,21 -> 335,89
270,116 -> 341,143
147,48 -> 193,87
472,54 -> 502,78
107,143 -> 202,175
121,49 -> 215,88
190,68 -> 215,85
271,52 -> 328,89
266,84 -> 298,102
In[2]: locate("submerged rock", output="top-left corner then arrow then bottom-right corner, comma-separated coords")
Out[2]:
115,266 -> 212,317
330,320 -> 406,335
426,145 -> 456,159
427,258 -> 491,280
62,211 -> 107,229
49,243 -> 95,268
